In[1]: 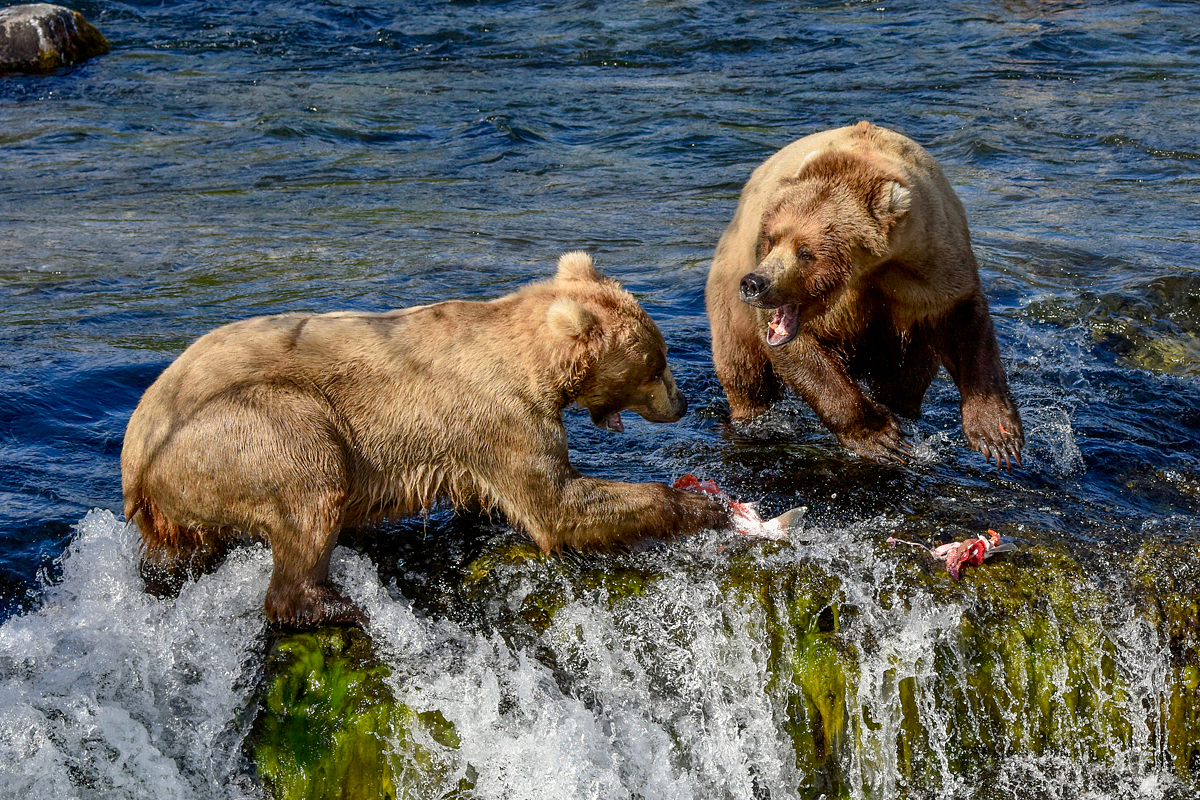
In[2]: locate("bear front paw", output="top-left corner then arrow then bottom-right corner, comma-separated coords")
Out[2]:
674,487 -> 735,534
834,412 -> 910,465
962,396 -> 1024,471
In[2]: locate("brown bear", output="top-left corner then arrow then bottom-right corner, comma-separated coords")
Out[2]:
122,252 -> 730,628
706,122 -> 1023,467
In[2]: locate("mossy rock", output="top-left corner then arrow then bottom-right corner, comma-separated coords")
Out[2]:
458,535 -> 1178,794
461,539 -> 857,794
461,538 -> 658,648
875,540 -> 1136,778
250,628 -> 466,800
1131,540 -> 1200,776
247,535 -> 1200,798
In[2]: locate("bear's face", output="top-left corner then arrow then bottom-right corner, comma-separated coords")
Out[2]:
545,252 -> 689,432
577,320 -> 686,433
737,165 -> 911,347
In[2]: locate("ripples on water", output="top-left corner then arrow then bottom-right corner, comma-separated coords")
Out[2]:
1,1 -> 1198,798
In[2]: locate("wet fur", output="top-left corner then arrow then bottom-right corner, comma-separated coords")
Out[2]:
706,122 -> 1023,466
123,252 -> 729,628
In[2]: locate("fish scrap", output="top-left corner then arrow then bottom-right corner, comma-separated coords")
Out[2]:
887,529 -> 1015,580
674,474 -> 804,539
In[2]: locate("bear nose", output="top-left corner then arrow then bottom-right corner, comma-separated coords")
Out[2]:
672,390 -> 688,419
740,273 -> 770,300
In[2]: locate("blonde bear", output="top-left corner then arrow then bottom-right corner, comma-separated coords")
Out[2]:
123,253 -> 729,627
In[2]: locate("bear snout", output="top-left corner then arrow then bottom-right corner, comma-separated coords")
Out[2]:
739,273 -> 776,307
634,386 -> 687,424
657,368 -> 689,422
662,388 -> 687,421
622,371 -> 689,425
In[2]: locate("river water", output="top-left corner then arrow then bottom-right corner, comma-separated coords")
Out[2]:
1,1 -> 1198,798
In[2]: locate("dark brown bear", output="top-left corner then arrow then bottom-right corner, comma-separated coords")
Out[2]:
122,252 -> 730,628
706,122 -> 1023,467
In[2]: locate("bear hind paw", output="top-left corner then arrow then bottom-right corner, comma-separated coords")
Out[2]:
265,581 -> 368,630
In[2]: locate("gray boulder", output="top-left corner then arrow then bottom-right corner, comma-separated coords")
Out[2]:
0,4 -> 109,75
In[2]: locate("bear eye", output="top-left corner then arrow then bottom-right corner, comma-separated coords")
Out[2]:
762,236 -> 775,255
796,246 -> 815,262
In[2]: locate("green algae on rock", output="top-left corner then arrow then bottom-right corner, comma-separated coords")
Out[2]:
246,533 -> 1200,798
250,628 -> 466,800
462,534 -> 1197,796
888,543 -> 1134,786
1131,540 -> 1200,777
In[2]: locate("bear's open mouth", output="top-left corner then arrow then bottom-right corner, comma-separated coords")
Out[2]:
766,304 -> 800,347
602,411 -> 624,432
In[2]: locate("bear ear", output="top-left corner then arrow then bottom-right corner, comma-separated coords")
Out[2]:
874,180 -> 911,220
555,251 -> 603,283
795,146 -> 827,175
546,297 -> 599,340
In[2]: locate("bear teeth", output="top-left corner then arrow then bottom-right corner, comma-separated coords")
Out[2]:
766,305 -> 800,346
605,411 -> 624,432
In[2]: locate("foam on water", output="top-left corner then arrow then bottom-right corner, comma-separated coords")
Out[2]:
340,549 -> 797,799
0,510 -> 267,800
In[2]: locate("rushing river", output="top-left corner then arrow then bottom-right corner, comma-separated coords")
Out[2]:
1,1 -> 1198,798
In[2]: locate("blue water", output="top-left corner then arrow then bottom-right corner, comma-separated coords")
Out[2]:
1,1 -> 1198,797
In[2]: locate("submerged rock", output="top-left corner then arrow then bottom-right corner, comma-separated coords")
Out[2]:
0,4 -> 109,75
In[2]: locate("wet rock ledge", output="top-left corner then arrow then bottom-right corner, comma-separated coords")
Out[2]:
248,537 -> 1200,799
0,3 -> 108,75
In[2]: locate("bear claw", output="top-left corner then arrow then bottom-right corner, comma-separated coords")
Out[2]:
970,431 -> 1023,472
837,421 -> 911,465
265,583 -> 368,630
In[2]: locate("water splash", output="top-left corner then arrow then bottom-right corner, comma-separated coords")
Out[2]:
1020,398 -> 1085,478
0,511 -> 266,800
2,510 -> 1194,800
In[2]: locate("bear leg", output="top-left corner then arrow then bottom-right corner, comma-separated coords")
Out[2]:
138,535 -> 230,598
264,572 -> 366,629
861,328 -> 940,421
262,497 -> 366,629
774,333 -> 910,463
937,295 -> 1024,469
510,475 -> 732,552
710,305 -> 782,421
126,494 -> 232,597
